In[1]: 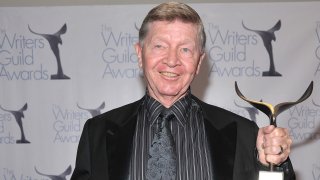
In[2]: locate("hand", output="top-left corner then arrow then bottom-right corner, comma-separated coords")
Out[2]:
256,125 -> 292,166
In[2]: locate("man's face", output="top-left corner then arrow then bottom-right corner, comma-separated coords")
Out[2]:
135,20 -> 205,106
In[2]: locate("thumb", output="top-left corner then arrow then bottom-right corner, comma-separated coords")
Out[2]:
257,125 -> 275,145
257,125 -> 276,149
262,125 -> 276,134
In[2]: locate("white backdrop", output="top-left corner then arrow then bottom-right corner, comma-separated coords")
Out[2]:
0,2 -> 319,180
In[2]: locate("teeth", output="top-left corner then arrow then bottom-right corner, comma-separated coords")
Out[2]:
161,72 -> 178,77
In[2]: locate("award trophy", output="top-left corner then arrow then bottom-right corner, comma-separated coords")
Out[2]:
234,81 -> 313,180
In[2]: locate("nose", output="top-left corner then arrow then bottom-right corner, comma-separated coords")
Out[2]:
164,47 -> 181,67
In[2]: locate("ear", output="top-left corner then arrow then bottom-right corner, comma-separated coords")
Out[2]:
134,43 -> 143,68
196,52 -> 205,75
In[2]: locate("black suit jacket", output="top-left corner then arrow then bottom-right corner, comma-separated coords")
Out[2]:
71,95 -> 295,180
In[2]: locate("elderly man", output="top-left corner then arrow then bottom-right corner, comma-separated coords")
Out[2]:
71,2 -> 295,180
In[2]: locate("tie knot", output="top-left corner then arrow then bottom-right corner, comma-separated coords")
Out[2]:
160,109 -> 175,121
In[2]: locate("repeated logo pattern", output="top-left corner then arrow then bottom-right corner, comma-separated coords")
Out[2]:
0,3 -> 319,180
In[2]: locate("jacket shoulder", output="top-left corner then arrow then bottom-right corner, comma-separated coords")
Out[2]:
85,98 -> 143,128
192,95 -> 257,129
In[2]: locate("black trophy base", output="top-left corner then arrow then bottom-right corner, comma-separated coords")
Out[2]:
16,139 -> 31,144
262,71 -> 282,77
51,74 -> 70,80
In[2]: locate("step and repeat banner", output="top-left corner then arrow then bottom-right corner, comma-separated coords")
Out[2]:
0,2 -> 320,180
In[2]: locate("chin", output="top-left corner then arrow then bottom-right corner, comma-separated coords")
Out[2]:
159,88 -> 184,97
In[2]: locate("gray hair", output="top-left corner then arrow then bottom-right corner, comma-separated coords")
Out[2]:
138,2 -> 206,53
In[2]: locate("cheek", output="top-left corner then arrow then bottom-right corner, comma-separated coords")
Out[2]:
184,61 -> 200,75
141,57 -> 160,80
142,59 -> 156,72
143,53 -> 164,70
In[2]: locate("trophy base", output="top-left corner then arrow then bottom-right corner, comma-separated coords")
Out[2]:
259,171 -> 283,180
16,139 -> 31,144
51,74 -> 70,80
262,71 -> 282,76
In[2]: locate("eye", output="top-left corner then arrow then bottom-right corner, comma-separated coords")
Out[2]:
151,42 -> 167,54
154,44 -> 163,48
179,47 -> 193,58
181,48 -> 190,53
152,43 -> 167,50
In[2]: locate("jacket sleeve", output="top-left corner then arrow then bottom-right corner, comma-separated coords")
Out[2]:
71,120 -> 91,180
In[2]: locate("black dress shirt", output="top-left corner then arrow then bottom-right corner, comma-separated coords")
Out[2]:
128,91 -> 214,180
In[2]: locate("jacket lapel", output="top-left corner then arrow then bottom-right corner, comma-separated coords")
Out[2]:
105,116 -> 137,179
104,100 -> 142,179
190,95 -> 239,179
204,119 -> 237,180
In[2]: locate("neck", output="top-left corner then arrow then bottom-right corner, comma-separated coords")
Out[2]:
147,89 -> 189,108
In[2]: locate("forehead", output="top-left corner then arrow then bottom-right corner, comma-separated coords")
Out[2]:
147,20 -> 198,39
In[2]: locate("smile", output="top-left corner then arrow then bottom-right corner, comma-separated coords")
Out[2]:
160,71 -> 179,77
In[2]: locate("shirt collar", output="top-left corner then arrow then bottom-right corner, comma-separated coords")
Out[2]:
144,89 -> 192,126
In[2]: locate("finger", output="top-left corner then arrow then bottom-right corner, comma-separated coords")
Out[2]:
263,136 -> 291,148
265,151 -> 289,165
263,139 -> 292,155
262,145 -> 282,155
263,130 -> 292,155
264,144 -> 290,164
264,127 -> 288,139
